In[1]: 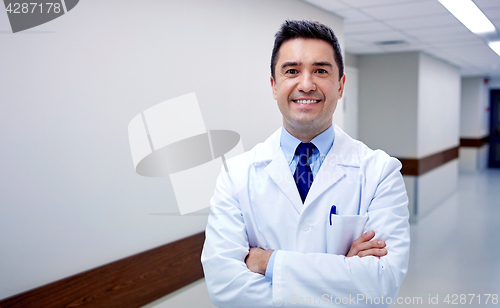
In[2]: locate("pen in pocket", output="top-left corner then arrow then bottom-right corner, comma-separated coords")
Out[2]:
329,205 -> 337,225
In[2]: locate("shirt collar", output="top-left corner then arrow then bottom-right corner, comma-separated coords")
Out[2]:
280,124 -> 335,162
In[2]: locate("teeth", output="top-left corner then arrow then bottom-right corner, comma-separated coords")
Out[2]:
296,100 -> 319,104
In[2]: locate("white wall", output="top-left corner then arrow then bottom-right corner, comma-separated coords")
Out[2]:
0,0 -> 344,302
415,53 -> 460,219
418,53 -> 460,158
459,145 -> 489,172
416,54 -> 460,221
417,160 -> 458,219
403,176 -> 416,222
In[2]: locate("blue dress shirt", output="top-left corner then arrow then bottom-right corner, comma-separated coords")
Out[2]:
265,124 -> 335,281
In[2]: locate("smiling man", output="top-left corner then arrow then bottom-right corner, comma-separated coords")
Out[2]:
271,37 -> 344,144
201,20 -> 410,307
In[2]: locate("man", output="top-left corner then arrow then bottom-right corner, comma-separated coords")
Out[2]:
201,20 -> 410,307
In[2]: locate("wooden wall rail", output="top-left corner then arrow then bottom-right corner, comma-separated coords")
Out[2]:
0,232 -> 205,308
460,136 -> 489,148
398,146 -> 459,176
397,136 -> 489,175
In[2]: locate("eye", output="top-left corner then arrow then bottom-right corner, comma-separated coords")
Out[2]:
316,69 -> 327,74
285,69 -> 298,75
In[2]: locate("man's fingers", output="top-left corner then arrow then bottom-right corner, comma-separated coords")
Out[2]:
346,234 -> 386,258
354,230 -> 375,244
357,248 -> 387,258
347,231 -> 375,256
355,240 -> 386,252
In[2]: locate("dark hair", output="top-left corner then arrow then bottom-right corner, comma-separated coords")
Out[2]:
270,20 -> 344,81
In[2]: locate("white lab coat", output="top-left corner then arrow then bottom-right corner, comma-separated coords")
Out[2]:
201,125 -> 410,308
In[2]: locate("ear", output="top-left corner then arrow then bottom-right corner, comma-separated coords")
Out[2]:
337,74 -> 346,99
270,76 -> 277,100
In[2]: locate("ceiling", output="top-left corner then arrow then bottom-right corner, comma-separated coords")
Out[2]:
303,0 -> 500,78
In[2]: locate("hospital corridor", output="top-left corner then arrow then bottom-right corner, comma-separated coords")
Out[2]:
2,0 -> 500,307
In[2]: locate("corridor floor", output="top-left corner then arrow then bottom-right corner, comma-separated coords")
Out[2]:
395,168 -> 500,307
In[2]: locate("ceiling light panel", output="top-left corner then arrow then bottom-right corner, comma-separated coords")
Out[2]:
438,0 -> 496,33
489,41 -> 500,56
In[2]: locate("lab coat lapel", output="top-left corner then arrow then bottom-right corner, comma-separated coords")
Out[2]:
304,125 -> 360,207
261,129 -> 303,214
264,152 -> 304,214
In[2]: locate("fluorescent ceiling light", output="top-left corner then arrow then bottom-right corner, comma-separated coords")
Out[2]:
438,0 -> 496,34
489,41 -> 500,57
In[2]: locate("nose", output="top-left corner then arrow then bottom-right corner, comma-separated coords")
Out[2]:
297,72 -> 316,92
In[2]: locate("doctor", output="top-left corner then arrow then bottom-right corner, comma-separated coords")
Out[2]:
201,20 -> 410,307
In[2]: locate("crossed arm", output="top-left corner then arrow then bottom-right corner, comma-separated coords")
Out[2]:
202,157 -> 410,307
246,230 -> 388,275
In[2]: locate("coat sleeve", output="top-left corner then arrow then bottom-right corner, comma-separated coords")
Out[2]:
201,167 -> 275,308
271,156 -> 410,307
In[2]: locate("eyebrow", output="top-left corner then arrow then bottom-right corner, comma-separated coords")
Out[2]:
281,61 -> 300,70
280,61 -> 333,70
313,61 -> 333,67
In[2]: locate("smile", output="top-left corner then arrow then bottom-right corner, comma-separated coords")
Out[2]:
293,99 -> 320,104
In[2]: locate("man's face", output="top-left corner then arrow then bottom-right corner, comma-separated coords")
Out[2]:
271,38 -> 345,139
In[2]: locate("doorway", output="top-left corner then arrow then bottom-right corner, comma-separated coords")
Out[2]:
489,90 -> 500,168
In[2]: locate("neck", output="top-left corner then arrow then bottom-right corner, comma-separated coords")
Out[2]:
283,121 -> 332,143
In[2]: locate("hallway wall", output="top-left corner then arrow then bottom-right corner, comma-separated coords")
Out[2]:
357,52 -> 460,221
0,0 -> 343,304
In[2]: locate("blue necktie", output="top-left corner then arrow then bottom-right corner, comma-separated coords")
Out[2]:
294,143 -> 316,203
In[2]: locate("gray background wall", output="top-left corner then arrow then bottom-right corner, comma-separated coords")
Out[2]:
358,52 -> 420,158
461,77 -> 489,138
357,51 -> 460,221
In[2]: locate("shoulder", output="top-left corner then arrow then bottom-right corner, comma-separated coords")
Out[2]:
225,128 -> 281,173
333,125 -> 402,173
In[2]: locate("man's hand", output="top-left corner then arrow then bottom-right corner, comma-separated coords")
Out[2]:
346,230 -> 387,258
245,247 -> 274,275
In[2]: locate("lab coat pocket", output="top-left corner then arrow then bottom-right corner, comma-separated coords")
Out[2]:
326,215 -> 368,255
